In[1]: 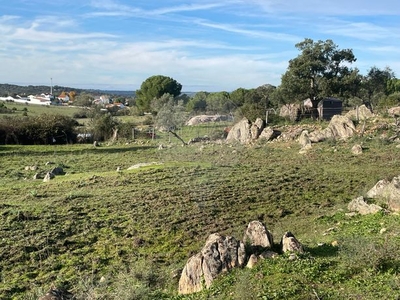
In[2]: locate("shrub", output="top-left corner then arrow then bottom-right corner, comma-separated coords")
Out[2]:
0,114 -> 78,144
88,113 -> 119,141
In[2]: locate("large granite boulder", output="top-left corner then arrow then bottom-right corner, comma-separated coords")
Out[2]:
259,127 -> 280,141
179,221 -> 303,295
309,115 -> 355,142
178,233 -> 246,295
345,104 -> 374,120
243,220 -> 273,249
226,118 -> 252,144
251,118 -> 265,140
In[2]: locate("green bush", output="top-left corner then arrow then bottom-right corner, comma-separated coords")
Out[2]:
0,114 -> 78,144
88,113 -> 119,141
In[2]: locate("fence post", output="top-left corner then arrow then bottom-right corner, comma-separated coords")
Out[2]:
356,106 -> 359,121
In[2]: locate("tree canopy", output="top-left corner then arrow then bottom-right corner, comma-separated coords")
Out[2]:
279,38 -> 357,102
135,75 -> 182,113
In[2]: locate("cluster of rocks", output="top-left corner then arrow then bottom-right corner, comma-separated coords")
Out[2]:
226,114 -> 358,150
348,175 -> 400,215
178,220 -> 303,295
226,105 -> 382,153
225,118 -> 280,144
24,162 -> 65,182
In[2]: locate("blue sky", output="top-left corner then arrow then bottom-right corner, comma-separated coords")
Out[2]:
0,0 -> 399,92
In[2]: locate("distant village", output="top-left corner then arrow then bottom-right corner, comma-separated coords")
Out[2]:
0,91 -> 127,110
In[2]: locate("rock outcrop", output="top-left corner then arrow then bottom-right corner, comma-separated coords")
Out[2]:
388,106 -> 400,117
178,233 -> 245,295
365,176 -> 400,212
259,127 -> 280,141
250,118 -> 265,140
309,115 -> 355,142
226,118 -> 252,144
178,221 -> 303,295
243,220 -> 273,249
345,105 -> 374,120
347,196 -> 383,215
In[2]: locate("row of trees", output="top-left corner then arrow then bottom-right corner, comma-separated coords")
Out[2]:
133,38 -> 400,122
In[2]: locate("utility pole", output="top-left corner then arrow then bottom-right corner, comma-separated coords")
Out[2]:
50,78 -> 53,95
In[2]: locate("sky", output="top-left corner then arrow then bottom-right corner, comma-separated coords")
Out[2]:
0,0 -> 399,92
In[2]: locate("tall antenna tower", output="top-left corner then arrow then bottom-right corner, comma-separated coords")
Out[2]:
50,77 -> 53,95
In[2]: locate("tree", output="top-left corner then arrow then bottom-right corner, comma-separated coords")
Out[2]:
280,38 -> 356,102
135,75 -> 182,113
74,92 -> 94,107
155,95 -> 188,145
205,91 -> 233,114
387,78 -> 400,95
363,66 -> 395,100
89,113 -> 119,141
186,91 -> 208,113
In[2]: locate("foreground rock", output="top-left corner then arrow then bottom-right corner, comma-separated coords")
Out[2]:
178,234 -> 246,294
347,196 -> 383,215
259,126 -> 280,141
366,175 -> 400,212
43,172 -> 55,182
243,220 -> 273,249
178,221 -> 303,295
281,232 -> 304,253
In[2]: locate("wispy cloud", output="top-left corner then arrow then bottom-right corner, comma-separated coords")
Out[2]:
1,0 -> 399,91
195,19 -> 299,42
245,0 -> 400,16
319,19 -> 399,41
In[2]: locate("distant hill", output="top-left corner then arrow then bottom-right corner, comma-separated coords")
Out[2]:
0,84 -> 135,98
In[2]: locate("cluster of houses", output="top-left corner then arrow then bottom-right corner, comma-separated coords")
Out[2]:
0,94 -> 55,106
0,93 -> 127,110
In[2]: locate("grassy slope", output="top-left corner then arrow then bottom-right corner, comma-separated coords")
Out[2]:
1,120 -> 400,299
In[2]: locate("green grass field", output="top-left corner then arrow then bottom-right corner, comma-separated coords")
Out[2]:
1,107 -> 400,299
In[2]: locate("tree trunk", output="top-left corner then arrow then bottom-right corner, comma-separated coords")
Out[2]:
168,130 -> 187,146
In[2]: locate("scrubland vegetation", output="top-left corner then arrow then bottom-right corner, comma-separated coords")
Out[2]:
1,108 -> 400,299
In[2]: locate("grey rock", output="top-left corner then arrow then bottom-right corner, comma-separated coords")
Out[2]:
226,118 -> 252,144
281,232 -> 304,253
347,196 -> 383,215
243,220 -> 273,249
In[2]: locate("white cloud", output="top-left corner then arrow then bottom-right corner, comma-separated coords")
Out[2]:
319,19 -> 399,41
244,0 -> 400,16
195,20 -> 300,42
